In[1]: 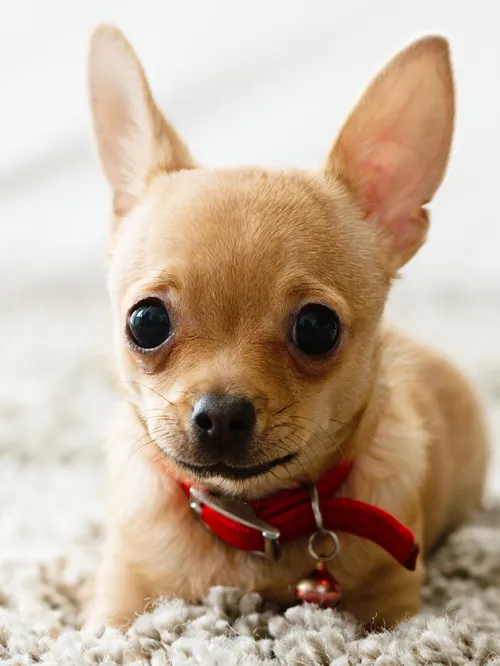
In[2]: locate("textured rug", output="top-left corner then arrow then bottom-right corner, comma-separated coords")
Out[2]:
3,508 -> 500,665
1,282 -> 500,665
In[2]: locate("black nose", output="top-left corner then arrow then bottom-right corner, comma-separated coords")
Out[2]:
191,393 -> 256,456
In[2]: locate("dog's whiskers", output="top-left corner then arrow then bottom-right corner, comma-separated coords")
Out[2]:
272,400 -> 298,417
123,380 -> 175,407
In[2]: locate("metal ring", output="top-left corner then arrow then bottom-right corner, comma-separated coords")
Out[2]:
309,485 -> 324,531
308,529 -> 340,561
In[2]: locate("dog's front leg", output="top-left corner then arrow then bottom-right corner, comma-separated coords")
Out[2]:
344,559 -> 425,629
87,546 -> 150,629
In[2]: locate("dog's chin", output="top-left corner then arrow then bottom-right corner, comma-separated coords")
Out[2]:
172,452 -> 298,482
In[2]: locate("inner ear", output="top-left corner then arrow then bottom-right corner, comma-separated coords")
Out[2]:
88,24 -> 195,219
326,36 -> 454,271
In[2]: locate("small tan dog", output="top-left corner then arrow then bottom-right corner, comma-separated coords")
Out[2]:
88,26 -> 488,629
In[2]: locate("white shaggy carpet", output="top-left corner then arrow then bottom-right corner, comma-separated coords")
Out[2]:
1,280 -> 499,665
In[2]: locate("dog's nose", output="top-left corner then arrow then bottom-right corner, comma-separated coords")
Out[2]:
191,394 -> 256,455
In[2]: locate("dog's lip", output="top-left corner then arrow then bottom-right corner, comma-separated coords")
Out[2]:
173,452 -> 298,480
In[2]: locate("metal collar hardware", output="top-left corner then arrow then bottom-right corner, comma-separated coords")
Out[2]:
189,487 -> 281,560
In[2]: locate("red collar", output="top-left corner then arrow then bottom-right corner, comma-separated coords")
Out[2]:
179,460 -> 419,571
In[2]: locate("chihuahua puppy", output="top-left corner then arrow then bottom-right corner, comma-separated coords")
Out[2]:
88,26 -> 488,629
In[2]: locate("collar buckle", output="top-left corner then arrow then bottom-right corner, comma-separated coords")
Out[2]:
189,487 -> 281,560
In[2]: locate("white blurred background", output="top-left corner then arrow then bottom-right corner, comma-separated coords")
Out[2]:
0,0 -> 499,556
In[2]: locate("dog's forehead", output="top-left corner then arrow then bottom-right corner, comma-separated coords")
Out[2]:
150,167 -> 337,246
112,167 -> 387,313
125,168 -> 347,266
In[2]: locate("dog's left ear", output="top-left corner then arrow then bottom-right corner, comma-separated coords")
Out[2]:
326,37 -> 454,271
88,25 -> 194,219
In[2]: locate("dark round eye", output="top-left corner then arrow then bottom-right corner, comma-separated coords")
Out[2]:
128,299 -> 171,349
292,304 -> 341,356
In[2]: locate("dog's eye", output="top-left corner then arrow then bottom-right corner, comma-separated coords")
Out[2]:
128,299 -> 171,349
292,304 -> 341,355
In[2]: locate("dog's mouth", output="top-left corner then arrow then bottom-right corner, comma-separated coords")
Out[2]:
173,452 -> 298,480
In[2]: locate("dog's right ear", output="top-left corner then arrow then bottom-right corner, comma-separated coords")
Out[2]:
88,25 -> 194,218
326,37 -> 454,272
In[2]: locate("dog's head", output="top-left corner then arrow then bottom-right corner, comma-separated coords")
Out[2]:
89,27 -> 454,495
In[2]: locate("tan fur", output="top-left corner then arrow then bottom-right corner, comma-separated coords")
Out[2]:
87,25 -> 488,630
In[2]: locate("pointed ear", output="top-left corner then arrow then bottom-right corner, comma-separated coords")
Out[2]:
326,37 -> 454,271
88,25 -> 194,218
